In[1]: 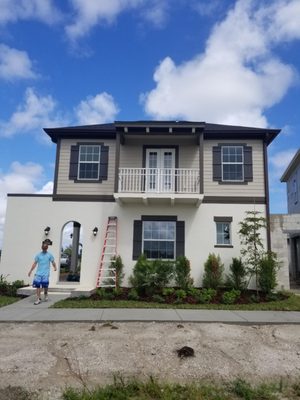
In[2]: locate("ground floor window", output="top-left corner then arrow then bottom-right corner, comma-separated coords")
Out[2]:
143,220 -> 176,259
133,216 -> 184,260
214,216 -> 233,247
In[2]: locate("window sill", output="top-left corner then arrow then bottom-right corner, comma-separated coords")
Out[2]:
217,181 -> 248,185
214,245 -> 234,248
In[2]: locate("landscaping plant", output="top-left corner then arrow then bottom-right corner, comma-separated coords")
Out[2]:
258,252 -> 280,294
239,210 -> 267,293
226,257 -> 248,291
174,256 -> 193,289
202,253 -> 224,289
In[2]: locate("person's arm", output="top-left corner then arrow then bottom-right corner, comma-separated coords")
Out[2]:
52,260 -> 57,272
28,261 -> 37,277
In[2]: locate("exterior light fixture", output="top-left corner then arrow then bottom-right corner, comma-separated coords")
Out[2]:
44,226 -> 50,236
93,227 -> 98,236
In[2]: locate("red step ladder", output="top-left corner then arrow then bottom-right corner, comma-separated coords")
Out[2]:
96,216 -> 118,288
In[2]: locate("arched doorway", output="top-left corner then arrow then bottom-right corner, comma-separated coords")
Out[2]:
59,221 -> 83,282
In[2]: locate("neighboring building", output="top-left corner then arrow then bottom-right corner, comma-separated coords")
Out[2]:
1,121 -> 288,294
271,149 -> 300,288
281,149 -> 300,214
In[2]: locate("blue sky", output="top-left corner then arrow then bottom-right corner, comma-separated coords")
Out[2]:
0,0 -> 300,246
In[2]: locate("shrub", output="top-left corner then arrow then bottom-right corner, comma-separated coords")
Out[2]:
187,287 -> 201,297
162,287 -> 175,296
174,256 -> 193,289
113,255 -> 125,289
152,294 -> 165,303
258,252 -> 279,294
129,255 -> 173,296
226,258 -> 248,291
202,253 -> 224,289
175,289 -> 187,301
222,289 -> 241,304
198,288 -> 217,304
0,275 -> 25,296
128,288 -> 139,301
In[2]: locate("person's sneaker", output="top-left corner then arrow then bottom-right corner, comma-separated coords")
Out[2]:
44,295 -> 48,302
34,298 -> 41,305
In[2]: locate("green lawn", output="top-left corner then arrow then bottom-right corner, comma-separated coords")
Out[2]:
52,292 -> 300,311
0,295 -> 20,307
62,377 -> 300,400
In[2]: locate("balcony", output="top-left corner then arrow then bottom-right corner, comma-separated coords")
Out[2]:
114,168 -> 203,206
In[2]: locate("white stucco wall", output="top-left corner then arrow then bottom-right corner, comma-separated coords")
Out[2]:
0,195 -> 276,289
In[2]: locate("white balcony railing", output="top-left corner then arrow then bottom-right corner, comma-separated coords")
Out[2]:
118,168 -> 200,194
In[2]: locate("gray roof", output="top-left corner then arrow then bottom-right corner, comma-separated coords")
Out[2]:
44,120 -> 280,145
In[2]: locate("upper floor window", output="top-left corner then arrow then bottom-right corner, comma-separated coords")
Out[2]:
222,146 -> 244,182
213,144 -> 253,184
78,145 -> 101,180
69,142 -> 109,183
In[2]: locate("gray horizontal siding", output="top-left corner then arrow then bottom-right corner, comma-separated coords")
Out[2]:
56,139 -> 116,195
204,140 -> 265,197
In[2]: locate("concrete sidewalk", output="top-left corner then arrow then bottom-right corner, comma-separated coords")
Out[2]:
0,293 -> 300,324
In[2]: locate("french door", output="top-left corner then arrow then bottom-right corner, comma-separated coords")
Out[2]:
145,148 -> 175,192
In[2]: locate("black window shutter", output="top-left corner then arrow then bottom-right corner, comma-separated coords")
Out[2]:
132,220 -> 143,260
176,221 -> 185,258
69,145 -> 79,180
212,146 -> 222,181
99,145 -> 109,181
244,146 -> 253,182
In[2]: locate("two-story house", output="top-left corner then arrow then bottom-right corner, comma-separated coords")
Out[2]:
281,149 -> 300,214
1,120 -> 287,294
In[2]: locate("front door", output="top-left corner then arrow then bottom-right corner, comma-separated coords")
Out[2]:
145,149 -> 175,192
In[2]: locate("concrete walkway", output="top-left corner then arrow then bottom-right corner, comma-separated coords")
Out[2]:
1,292 -> 300,324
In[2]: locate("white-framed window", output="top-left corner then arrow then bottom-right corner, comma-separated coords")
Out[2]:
222,146 -> 244,181
142,220 -> 176,259
216,221 -> 231,245
78,145 -> 101,180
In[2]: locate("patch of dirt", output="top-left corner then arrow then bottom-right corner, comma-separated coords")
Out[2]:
0,322 -> 300,399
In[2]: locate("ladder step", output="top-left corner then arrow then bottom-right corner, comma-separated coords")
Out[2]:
96,216 -> 118,288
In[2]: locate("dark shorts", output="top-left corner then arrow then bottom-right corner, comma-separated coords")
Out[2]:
32,274 -> 49,288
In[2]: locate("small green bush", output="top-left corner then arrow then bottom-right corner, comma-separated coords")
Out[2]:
129,255 -> 173,296
162,287 -> 175,296
174,256 -> 193,289
258,252 -> 279,294
198,288 -> 217,304
226,257 -> 248,291
187,287 -> 201,297
202,253 -> 224,289
128,288 -> 139,301
175,289 -> 187,301
0,275 -> 25,297
152,294 -> 165,303
113,255 -> 125,289
222,289 -> 241,305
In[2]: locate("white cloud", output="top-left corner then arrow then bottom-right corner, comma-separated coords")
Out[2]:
269,148 -> 298,177
141,0 -> 169,28
66,0 -> 143,41
75,92 -> 119,125
0,0 -> 61,25
0,162 -> 51,247
65,0 -> 170,41
0,88 -> 66,138
0,44 -> 37,81
142,0 -> 299,127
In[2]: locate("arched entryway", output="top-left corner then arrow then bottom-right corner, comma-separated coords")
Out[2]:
59,221 -> 83,282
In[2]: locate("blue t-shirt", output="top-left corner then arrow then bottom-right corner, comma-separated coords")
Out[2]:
34,251 -> 54,277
